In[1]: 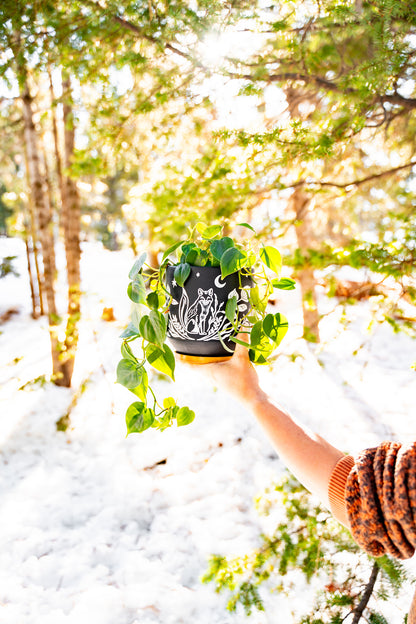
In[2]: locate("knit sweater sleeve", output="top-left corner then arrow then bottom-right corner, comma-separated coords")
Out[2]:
345,441 -> 416,559
329,441 -> 416,559
328,441 -> 416,624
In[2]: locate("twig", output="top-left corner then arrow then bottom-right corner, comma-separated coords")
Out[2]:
351,562 -> 379,624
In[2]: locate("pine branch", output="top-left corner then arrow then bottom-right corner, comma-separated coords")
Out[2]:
227,70 -> 356,95
382,92 -> 416,109
227,70 -> 416,110
81,0 -> 194,62
296,160 -> 416,190
351,562 -> 379,624
251,160 -> 416,198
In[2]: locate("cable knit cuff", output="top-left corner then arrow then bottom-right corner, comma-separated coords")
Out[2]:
328,454 -> 355,522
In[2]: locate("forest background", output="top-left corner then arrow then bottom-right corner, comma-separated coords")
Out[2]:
1,0 -> 416,384
0,1 -> 416,623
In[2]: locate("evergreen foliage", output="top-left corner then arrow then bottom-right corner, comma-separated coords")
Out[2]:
202,472 -> 414,622
0,0 -> 415,350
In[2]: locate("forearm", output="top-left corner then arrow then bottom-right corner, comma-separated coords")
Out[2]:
203,343 -> 349,524
246,391 -> 345,510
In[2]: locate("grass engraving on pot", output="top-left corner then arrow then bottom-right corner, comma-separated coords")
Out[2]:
117,222 -> 295,434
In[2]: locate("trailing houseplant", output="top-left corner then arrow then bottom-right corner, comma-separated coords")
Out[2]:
117,222 -> 295,434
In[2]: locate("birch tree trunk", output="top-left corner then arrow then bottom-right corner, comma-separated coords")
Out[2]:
292,189 -> 321,343
21,89 -> 57,320
11,26 -> 67,380
20,83 -> 68,378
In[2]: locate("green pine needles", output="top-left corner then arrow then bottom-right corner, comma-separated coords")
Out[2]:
202,472 -> 413,623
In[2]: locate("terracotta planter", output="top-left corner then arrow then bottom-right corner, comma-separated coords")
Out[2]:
166,265 -> 252,361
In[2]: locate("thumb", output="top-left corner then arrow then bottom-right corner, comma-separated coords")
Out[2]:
233,330 -> 251,359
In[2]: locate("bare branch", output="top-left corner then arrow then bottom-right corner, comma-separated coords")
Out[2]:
351,562 -> 379,624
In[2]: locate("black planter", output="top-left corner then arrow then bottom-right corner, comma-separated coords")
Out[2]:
166,265 -> 252,358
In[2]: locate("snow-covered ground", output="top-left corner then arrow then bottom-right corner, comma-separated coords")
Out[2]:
0,236 -> 415,624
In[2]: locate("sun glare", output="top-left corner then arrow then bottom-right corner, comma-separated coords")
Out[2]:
199,28 -> 264,68
199,32 -> 233,68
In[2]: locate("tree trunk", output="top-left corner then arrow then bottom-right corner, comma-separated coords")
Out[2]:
22,138 -> 45,317
57,74 -> 82,388
48,66 -> 66,221
292,189 -> 321,343
41,140 -> 58,280
24,232 -> 40,319
12,28 -> 66,381
147,224 -> 160,268
32,237 -> 45,317
20,82 -> 66,379
126,223 -> 138,256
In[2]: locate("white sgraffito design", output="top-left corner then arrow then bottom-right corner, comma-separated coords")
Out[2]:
238,287 -> 250,311
214,274 -> 226,288
168,286 -> 249,342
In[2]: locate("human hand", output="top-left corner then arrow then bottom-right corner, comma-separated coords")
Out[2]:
195,333 -> 267,407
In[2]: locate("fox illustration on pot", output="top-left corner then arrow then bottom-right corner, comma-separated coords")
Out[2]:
167,280 -> 249,343
185,288 -> 217,335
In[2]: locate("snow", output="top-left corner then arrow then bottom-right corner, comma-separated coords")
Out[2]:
0,236 -> 415,623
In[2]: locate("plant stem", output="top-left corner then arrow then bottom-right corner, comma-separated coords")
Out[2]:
148,384 -> 160,411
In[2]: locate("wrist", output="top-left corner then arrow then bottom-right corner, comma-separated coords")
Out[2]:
241,387 -> 269,410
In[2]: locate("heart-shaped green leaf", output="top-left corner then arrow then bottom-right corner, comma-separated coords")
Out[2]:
185,248 -> 199,265
127,275 -> 146,304
145,343 -> 175,380
120,322 -> 140,340
121,341 -> 136,361
128,253 -> 147,279
131,306 -> 144,332
117,359 -> 146,389
130,369 -> 148,401
174,262 -> 191,287
196,222 -> 223,239
210,237 -> 235,262
250,334 -> 274,361
177,406 -> 195,427
163,396 -> 176,409
237,222 -> 256,233
162,241 -> 183,263
125,402 -> 154,434
180,243 -> 197,263
225,295 -> 238,323
146,291 -> 161,310
220,247 -> 247,278
193,249 -> 209,266
260,246 -> 282,275
263,313 -> 289,346
139,311 -> 167,346
249,320 -> 263,347
272,277 -> 296,290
